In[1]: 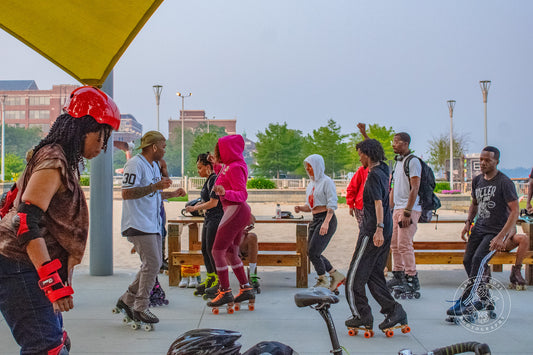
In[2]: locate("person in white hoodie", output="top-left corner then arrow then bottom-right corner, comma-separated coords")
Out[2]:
294,154 -> 345,290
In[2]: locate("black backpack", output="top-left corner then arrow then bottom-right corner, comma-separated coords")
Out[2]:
401,155 -> 441,223
181,198 -> 205,217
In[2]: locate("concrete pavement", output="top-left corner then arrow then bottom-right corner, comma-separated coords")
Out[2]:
1,266 -> 531,354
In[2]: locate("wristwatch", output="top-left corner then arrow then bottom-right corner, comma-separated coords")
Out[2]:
376,223 -> 385,229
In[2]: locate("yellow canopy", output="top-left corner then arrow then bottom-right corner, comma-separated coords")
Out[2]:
0,0 -> 164,86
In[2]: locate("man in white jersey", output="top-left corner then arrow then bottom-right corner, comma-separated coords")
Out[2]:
115,131 -> 185,325
386,132 -> 423,294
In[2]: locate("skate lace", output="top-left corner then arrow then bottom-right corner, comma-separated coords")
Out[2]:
237,286 -> 253,297
212,289 -> 229,302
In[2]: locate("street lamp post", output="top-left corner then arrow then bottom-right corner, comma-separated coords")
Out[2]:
153,85 -> 163,131
0,95 -> 6,182
447,100 -> 456,190
479,80 -> 491,146
176,92 -> 191,178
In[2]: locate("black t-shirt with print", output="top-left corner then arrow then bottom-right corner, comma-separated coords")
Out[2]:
361,162 -> 392,238
471,171 -> 518,235
201,173 -> 223,220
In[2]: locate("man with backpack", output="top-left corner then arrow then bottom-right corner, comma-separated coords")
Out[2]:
386,132 -> 424,296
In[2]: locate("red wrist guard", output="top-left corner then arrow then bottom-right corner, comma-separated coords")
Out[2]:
37,259 -> 73,303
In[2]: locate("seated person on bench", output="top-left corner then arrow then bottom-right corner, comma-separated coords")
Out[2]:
504,226 -> 530,290
239,215 -> 261,293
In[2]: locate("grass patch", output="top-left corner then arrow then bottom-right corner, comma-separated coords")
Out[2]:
338,196 -> 346,204
168,195 -> 189,202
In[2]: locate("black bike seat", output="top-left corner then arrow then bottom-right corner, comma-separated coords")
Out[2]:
294,287 -> 339,307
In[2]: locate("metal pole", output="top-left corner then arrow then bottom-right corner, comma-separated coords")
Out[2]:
0,95 -> 5,182
447,100 -> 456,190
480,80 -> 491,146
90,72 -> 114,276
153,85 -> 162,131
176,92 -> 191,178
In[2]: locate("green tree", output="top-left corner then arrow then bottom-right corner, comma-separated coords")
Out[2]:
186,131 -> 226,175
1,126 -> 43,159
427,132 -> 469,175
301,119 -> 351,178
165,127 -> 195,176
347,124 -> 396,171
253,122 -> 303,178
5,153 -> 25,181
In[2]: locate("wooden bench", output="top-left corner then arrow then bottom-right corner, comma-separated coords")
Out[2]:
167,216 -> 312,288
386,219 -> 533,285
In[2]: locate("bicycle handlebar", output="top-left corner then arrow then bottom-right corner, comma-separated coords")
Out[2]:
399,341 -> 491,355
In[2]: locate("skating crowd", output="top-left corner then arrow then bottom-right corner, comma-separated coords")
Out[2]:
0,85 -> 531,354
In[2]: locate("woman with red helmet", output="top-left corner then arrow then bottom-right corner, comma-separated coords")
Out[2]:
0,86 -> 121,354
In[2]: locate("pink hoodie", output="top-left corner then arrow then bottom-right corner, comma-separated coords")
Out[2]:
215,135 -> 248,205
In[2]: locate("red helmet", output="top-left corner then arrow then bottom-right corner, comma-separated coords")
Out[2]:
63,86 -> 121,130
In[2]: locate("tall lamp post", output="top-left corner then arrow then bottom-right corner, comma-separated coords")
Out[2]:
479,80 -> 491,146
153,85 -> 163,131
176,92 -> 191,178
447,100 -> 456,190
0,95 -> 6,182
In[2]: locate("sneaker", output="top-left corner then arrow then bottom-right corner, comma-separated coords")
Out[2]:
313,274 -> 330,288
188,276 -> 198,288
329,270 -> 345,292
178,277 -> 188,288
133,308 -> 159,324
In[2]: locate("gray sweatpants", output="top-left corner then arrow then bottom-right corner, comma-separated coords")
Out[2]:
121,234 -> 162,311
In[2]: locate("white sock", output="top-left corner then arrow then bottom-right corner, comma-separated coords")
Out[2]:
249,263 -> 257,275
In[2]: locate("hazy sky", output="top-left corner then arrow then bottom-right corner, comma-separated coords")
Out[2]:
1,1 -> 531,169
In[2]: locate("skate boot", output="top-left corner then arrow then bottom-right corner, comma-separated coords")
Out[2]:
249,273 -> 261,294
195,272 -> 218,296
132,308 -> 159,331
112,299 -> 134,323
149,277 -> 169,307
379,303 -> 410,337
386,271 -> 405,292
234,285 -> 256,311
207,289 -> 235,314
203,279 -> 220,300
509,264 -> 527,290
329,270 -> 346,295
445,298 -> 480,324
187,276 -> 198,288
345,314 -> 374,338
178,276 -> 188,288
313,274 -> 330,289
404,273 -> 421,299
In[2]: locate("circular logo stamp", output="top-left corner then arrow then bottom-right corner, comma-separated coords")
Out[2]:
451,277 -> 511,333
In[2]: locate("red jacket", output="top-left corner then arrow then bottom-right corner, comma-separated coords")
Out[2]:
346,166 -> 368,210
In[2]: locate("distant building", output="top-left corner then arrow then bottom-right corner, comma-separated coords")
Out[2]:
0,80 -> 78,134
243,136 -> 256,168
168,110 -> 236,140
115,114 -> 142,144
446,153 -> 481,182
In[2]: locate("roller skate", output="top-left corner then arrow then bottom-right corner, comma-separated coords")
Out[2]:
234,285 -> 256,311
194,272 -> 218,296
329,270 -> 346,295
379,303 -> 410,337
249,273 -> 261,294
393,273 -> 421,300
132,308 -> 159,331
313,274 -> 330,288
345,315 -> 374,338
188,276 -> 198,288
445,298 -> 480,324
112,299 -> 135,325
202,280 -> 220,300
509,264 -> 527,290
386,271 -> 405,292
207,289 -> 235,315
150,277 -> 169,307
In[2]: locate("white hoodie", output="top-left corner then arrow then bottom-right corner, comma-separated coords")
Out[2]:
304,154 -> 338,210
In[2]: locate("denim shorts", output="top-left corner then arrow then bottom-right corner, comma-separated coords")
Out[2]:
0,254 -> 64,354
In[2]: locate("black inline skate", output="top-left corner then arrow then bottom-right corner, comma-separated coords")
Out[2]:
386,270 -> 405,292
393,273 -> 421,299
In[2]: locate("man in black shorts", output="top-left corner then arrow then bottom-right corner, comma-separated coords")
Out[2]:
447,146 -> 519,316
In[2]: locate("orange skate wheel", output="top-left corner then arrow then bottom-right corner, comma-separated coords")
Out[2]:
248,304 -> 255,311
386,330 -> 394,337
370,330 -> 375,337
348,329 -> 357,336
227,307 -> 234,314
364,331 -> 372,338
402,326 -> 411,333
212,308 -> 219,315
234,304 -> 241,311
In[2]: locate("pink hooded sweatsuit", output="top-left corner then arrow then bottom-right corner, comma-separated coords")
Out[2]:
212,135 -> 252,289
